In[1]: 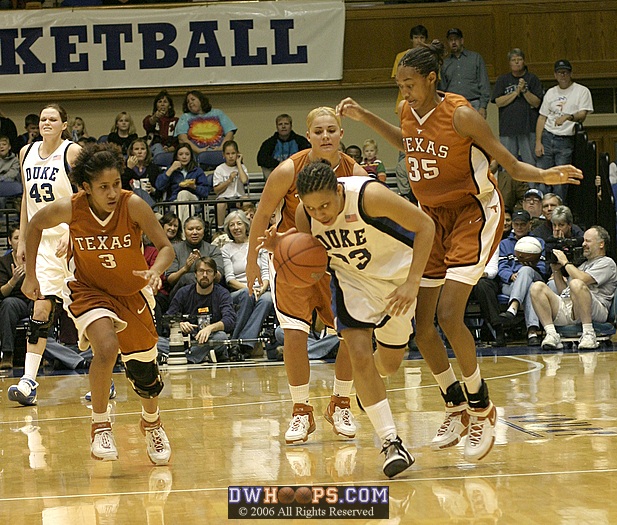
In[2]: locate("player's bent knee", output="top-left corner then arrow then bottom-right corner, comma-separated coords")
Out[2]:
28,298 -> 57,344
125,359 -> 164,399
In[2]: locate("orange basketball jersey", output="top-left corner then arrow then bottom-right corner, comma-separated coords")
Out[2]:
68,190 -> 148,296
277,149 -> 357,232
400,92 -> 497,208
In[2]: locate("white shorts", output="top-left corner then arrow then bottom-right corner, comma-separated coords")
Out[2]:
554,295 -> 609,326
38,234 -> 71,297
331,270 -> 415,347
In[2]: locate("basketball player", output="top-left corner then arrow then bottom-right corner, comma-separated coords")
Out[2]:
286,161 -> 434,477
8,104 -> 81,406
336,41 -> 582,461
21,143 -> 174,464
246,107 -> 367,445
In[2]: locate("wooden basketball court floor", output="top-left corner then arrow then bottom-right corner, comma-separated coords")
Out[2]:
2,345 -> 617,524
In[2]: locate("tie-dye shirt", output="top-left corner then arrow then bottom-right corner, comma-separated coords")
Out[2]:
174,109 -> 237,149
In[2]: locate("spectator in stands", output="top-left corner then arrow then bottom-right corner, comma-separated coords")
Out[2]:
470,250 -> 505,346
70,117 -> 89,143
165,256 -> 236,364
0,134 -> 21,209
543,205 -> 585,251
155,144 -> 212,227
344,145 -> 362,164
272,323 -> 339,361
123,138 -> 162,206
175,90 -> 236,169
107,112 -> 138,156
221,210 -> 273,357
361,138 -> 387,182
143,90 -> 178,168
213,140 -> 249,227
166,216 -> 223,297
532,194 -> 563,240
531,226 -> 617,350
240,201 -> 256,223
392,24 -> 428,113
492,48 -> 543,167
0,226 -> 29,370
535,59 -> 594,202
15,114 -> 41,151
160,211 -> 182,244
440,28 -> 491,118
498,210 -> 547,346
522,188 -> 544,230
257,114 -> 310,179
502,207 -> 512,240
0,111 -> 18,154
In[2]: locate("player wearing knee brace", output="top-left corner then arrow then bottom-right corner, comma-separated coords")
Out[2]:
8,104 -> 80,407
21,143 -> 175,464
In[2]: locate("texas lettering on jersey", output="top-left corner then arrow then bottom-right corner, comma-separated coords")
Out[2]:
73,234 -> 132,251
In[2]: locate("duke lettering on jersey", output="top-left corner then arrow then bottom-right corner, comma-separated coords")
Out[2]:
73,234 -> 132,251
25,166 -> 59,181
315,228 -> 367,250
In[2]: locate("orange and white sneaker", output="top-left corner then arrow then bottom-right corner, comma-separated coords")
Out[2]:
324,395 -> 357,438
464,403 -> 497,462
91,421 -> 118,461
285,403 -> 316,444
463,380 -> 497,461
431,381 -> 469,449
140,418 -> 172,465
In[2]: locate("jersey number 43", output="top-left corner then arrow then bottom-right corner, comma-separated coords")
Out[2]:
29,183 -> 55,203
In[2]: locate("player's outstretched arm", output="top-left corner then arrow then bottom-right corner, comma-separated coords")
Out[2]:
453,105 -> 582,187
128,195 -> 174,291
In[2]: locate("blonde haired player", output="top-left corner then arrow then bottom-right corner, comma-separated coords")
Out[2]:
246,107 -> 368,445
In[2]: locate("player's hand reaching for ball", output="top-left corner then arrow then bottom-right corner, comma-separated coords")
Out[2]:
385,281 -> 418,317
22,275 -> 44,301
257,226 -> 297,253
541,165 -> 583,186
133,268 -> 162,291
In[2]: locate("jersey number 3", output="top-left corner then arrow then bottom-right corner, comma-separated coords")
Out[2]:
98,254 -> 117,269
407,158 -> 440,182
29,183 -> 55,203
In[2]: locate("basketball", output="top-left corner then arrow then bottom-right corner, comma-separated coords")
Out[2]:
273,233 -> 328,288
294,486 -> 313,504
514,236 -> 542,267
278,486 -> 295,504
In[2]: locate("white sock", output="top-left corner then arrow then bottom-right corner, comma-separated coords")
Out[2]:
333,378 -> 353,398
23,352 -> 43,382
92,410 -> 110,424
142,407 -> 160,423
363,399 -> 397,443
462,366 -> 482,395
433,365 -> 458,395
507,304 -> 518,316
582,323 -> 594,335
289,384 -> 310,405
545,324 -> 558,336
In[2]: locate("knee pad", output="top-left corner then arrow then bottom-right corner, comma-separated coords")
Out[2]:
27,299 -> 57,344
125,359 -> 164,399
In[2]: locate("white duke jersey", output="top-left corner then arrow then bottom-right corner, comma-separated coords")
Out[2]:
309,176 -> 414,281
22,139 -> 74,238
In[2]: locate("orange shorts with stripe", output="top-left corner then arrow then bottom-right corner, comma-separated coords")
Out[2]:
64,278 -> 158,357
421,190 -> 503,286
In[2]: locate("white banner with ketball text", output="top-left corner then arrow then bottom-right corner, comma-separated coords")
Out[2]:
0,0 -> 345,94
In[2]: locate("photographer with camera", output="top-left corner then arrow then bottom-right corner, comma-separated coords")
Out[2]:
531,226 -> 617,350
541,206 -> 584,266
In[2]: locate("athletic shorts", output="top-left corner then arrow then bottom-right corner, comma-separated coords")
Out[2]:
63,277 -> 157,361
554,295 -> 609,326
38,234 -> 71,297
420,190 -> 503,287
330,270 -> 415,347
270,256 -> 334,334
